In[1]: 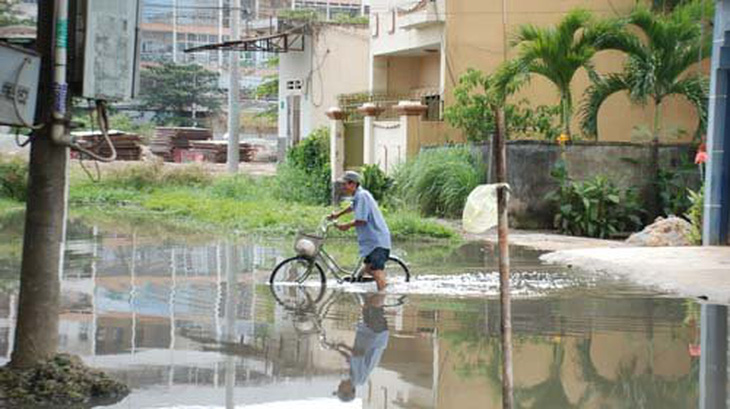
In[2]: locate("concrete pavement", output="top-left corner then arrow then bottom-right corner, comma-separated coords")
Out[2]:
541,246 -> 730,304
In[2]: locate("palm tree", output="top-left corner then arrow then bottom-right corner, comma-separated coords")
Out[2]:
579,2 -> 710,215
500,10 -> 616,139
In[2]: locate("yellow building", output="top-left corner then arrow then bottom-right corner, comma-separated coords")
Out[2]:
364,0 -> 705,144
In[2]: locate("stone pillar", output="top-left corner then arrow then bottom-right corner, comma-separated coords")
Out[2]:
358,103 -> 385,165
394,101 -> 428,157
326,107 -> 346,205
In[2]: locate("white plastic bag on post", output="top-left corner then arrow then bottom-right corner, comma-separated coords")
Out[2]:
462,184 -> 508,234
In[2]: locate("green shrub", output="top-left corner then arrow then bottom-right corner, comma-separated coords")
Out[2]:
656,156 -> 698,217
276,127 -> 331,205
547,162 -> 644,238
360,164 -> 392,203
393,146 -> 485,218
685,187 -> 703,244
0,157 -> 28,202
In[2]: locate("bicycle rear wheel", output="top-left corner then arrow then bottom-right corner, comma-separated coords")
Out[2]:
385,256 -> 410,284
269,256 -> 326,309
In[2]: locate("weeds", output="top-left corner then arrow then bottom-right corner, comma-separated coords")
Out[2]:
685,187 -> 703,244
393,146 -> 485,218
547,161 -> 644,238
0,156 -> 28,202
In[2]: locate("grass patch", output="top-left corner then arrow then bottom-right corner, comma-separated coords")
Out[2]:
0,198 -> 23,215
68,168 -> 457,240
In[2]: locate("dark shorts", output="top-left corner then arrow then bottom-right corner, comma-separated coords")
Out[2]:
364,247 -> 390,271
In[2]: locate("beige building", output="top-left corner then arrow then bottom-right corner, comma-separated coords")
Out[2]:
358,0 -> 704,148
279,23 -> 370,145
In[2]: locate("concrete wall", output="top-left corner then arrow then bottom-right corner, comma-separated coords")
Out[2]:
373,120 -> 406,173
370,0 -> 445,57
475,140 -> 701,228
384,54 -> 441,95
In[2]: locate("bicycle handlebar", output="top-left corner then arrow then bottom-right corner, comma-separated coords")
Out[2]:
318,216 -> 336,236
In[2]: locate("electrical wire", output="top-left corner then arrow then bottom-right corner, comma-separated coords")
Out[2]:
69,100 -> 117,163
78,100 -> 102,183
14,128 -> 31,148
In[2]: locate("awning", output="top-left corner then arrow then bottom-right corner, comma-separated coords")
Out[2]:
184,25 -> 307,54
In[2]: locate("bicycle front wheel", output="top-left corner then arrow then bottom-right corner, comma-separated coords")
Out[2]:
269,256 -> 326,308
385,256 -> 410,284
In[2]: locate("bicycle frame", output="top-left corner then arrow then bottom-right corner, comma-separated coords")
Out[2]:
315,246 -> 366,283
296,216 -> 405,285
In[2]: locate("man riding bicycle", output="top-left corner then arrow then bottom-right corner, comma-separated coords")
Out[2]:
328,171 -> 391,291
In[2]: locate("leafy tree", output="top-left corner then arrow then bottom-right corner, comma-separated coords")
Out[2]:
445,68 -> 560,142
579,2 -> 711,215
0,0 -> 32,27
499,10 -> 619,138
254,56 -> 278,121
139,63 -> 223,126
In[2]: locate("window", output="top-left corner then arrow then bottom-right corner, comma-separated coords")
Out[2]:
422,94 -> 441,121
286,79 -> 303,91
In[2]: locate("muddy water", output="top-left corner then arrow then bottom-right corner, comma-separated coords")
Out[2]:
0,219 -> 724,408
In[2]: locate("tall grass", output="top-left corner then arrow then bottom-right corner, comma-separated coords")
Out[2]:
393,146 -> 486,218
0,156 -> 28,202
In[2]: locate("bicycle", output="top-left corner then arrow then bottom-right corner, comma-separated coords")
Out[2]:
268,216 -> 411,302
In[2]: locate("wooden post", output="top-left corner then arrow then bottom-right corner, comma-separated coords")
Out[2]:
494,107 -> 513,409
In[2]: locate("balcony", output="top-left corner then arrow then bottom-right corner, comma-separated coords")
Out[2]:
397,0 -> 445,30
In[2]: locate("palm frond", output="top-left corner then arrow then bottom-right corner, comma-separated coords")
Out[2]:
666,75 -> 709,138
580,74 -> 630,138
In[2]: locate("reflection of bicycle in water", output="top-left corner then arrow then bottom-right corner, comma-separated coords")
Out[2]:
269,217 -> 410,301
270,287 -> 406,402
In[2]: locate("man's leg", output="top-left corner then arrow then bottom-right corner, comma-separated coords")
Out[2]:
371,269 -> 386,291
370,248 -> 388,291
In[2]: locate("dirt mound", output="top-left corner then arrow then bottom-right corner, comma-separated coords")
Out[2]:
626,216 -> 693,247
0,354 -> 129,408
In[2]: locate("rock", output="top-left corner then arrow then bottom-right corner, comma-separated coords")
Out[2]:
626,216 -> 694,247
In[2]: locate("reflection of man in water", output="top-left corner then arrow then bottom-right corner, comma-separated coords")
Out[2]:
335,294 -> 389,402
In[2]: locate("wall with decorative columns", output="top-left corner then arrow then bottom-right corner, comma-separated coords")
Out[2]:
326,107 -> 346,204
327,101 -> 429,201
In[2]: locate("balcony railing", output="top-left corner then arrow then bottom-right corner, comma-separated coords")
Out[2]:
397,0 -> 444,29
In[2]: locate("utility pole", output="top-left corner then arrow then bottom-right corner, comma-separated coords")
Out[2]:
227,0 -> 241,173
494,108 -> 513,409
172,0 -> 178,63
11,0 -> 67,368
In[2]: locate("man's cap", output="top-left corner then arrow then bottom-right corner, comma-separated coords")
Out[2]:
340,170 -> 361,184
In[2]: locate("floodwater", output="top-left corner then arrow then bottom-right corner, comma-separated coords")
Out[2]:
0,215 -> 727,409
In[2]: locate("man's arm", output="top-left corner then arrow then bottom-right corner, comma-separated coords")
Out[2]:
328,205 -> 353,220
336,219 -> 366,231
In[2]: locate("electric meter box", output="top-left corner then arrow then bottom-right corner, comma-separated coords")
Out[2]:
0,42 -> 40,127
69,0 -> 142,102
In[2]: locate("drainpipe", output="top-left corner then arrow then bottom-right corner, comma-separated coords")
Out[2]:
703,0 -> 730,245
49,0 -> 72,146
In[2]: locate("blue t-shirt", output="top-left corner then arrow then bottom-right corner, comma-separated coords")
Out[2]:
351,187 -> 391,257
349,322 -> 389,386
